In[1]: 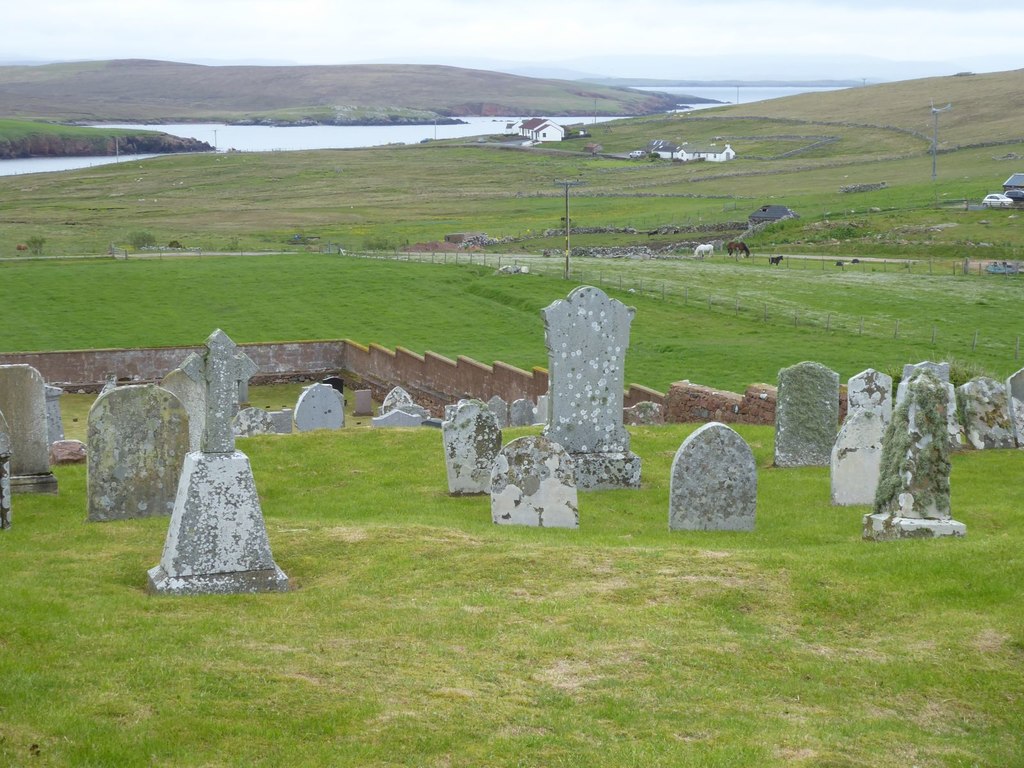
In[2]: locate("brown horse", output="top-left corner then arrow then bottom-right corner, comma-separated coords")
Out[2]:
727,241 -> 750,257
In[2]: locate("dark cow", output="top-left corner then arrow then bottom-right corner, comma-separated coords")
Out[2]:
768,255 -> 784,266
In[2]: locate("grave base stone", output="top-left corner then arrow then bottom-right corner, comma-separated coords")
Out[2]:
862,513 -> 966,541
147,451 -> 289,595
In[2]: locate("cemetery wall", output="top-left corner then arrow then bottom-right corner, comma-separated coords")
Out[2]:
664,380 -> 847,426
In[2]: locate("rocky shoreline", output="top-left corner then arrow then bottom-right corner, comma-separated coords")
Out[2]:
0,132 -> 213,160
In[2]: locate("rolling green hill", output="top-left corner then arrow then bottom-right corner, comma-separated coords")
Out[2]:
0,59 -> 678,123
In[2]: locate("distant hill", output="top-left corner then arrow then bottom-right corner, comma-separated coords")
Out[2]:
0,59 -> 679,123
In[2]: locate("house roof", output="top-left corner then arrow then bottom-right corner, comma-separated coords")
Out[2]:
1003,172 -> 1024,188
519,117 -> 548,131
749,205 -> 799,223
646,139 -> 680,153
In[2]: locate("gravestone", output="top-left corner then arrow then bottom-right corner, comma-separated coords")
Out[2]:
533,394 -> 549,425
353,389 -> 373,417
624,401 -> 665,426
490,435 -> 578,529
669,422 -> 756,531
0,410 -> 11,529
233,406 -> 278,437
956,377 -> 1015,450
487,395 -> 509,428
148,329 -> 288,595
0,364 -> 58,494
863,370 -> 966,540
99,372 -> 118,396
268,408 -> 293,434
774,361 -> 839,467
379,386 -> 428,418
1007,367 -> 1024,447
371,409 -> 425,428
542,285 -> 641,490
441,399 -> 502,495
509,398 -> 535,427
161,366 -> 206,452
293,382 -> 345,432
50,440 -> 87,465
831,409 -> 886,506
846,368 -> 892,423
45,385 -> 64,444
897,361 -> 963,450
87,384 -> 190,522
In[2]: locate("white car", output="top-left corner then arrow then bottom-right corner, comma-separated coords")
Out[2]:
982,193 -> 1013,208
628,150 -> 646,159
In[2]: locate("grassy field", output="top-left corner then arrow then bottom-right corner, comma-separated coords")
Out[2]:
2,421 -> 1022,767
1,254 -> 1021,394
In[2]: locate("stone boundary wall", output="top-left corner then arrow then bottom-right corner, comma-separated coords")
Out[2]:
2,342 -> 825,424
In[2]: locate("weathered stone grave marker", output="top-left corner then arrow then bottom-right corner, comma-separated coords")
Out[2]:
161,366 -> 206,452
45,384 -> 64,444
0,410 -> 11,529
0,364 -> 58,494
491,435 -> 578,528
87,384 -> 189,522
147,329 -> 288,595
830,369 -> 892,506
863,370 -> 966,540
846,368 -> 892,423
233,406 -> 278,437
294,382 -> 345,432
897,361 -> 963,450
487,395 -> 509,428
774,361 -> 839,467
353,389 -> 373,417
542,285 -> 641,490
669,422 -> 756,531
509,398 -> 535,427
442,399 -> 502,495
1007,367 -> 1024,447
957,376 -> 1015,450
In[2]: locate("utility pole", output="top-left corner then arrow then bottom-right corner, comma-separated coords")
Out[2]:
554,179 -> 585,280
930,102 -> 952,180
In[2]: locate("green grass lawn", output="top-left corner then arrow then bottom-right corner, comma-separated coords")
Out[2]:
2,423 -> 1022,767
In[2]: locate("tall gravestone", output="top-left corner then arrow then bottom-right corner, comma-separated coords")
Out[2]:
491,435 -> 578,529
441,399 -> 502,495
863,370 -> 966,540
0,410 -> 11,529
161,366 -> 206,452
1007,367 -> 1024,447
669,422 -> 756,531
87,384 -> 190,522
0,364 -> 58,494
831,369 -> 892,506
897,361 -> 963,450
293,382 -> 345,432
45,385 -> 64,444
148,329 -> 288,595
774,361 -> 839,467
957,377 -> 1015,450
542,285 -> 641,490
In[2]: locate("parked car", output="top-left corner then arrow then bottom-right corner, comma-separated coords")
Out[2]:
985,261 -> 1021,275
1004,189 -> 1024,203
982,193 -> 1013,208
628,150 -> 646,159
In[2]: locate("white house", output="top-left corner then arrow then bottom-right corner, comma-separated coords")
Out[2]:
682,143 -> 736,162
518,118 -> 565,142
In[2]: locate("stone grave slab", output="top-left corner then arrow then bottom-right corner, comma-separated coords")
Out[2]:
353,389 -> 373,417
487,395 -> 509,428
442,399 -> 502,495
846,368 -> 892,423
294,382 -> 345,432
897,361 -> 963,450
45,384 -> 64,444
669,422 -> 756,531
1007,367 -> 1024,447
831,409 -> 886,506
774,361 -> 839,468
956,377 -> 1015,450
491,435 -> 578,529
624,401 -> 664,426
87,384 -> 189,522
0,364 -> 57,494
161,366 -> 206,452
371,409 -> 425,428
0,410 -> 10,529
542,285 -> 641,490
234,407 -> 278,437
509,398 -> 535,427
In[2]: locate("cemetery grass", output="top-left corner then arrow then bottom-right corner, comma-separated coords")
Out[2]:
2,255 -> 1021,396
2,424 -> 1022,767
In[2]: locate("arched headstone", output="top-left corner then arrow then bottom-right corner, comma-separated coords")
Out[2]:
442,399 -> 501,495
669,422 -> 756,531
294,382 -> 345,432
774,361 -> 839,467
0,364 -> 57,494
491,436 -> 578,529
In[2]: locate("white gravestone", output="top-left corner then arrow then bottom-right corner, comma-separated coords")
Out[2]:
491,435 -> 578,529
293,382 -> 345,432
0,364 -> 58,494
830,409 -> 886,506
542,285 -> 641,490
846,368 -> 892,423
87,384 -> 190,522
774,361 -> 839,468
669,422 -> 756,531
147,329 -> 288,595
863,370 -> 966,540
442,399 -> 502,495
956,377 -> 1015,450
161,366 -> 206,452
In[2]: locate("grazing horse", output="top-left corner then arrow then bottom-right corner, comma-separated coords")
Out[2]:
768,255 -> 784,266
694,243 -> 714,259
727,241 -> 750,257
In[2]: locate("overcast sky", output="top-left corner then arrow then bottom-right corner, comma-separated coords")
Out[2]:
7,1 -> 1024,80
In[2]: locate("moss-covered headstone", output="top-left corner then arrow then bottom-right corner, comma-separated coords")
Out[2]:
956,376 -> 1015,450
774,361 -> 839,467
863,370 -> 966,540
442,399 -> 501,495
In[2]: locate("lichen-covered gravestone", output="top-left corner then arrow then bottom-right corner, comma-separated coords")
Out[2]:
1007,367 -> 1024,447
293,382 -> 345,432
87,384 -> 190,522
846,368 -> 892,423
0,410 -> 11,529
669,422 -> 756,531
774,361 -> 839,467
956,377 -> 1015,450
161,366 -> 206,452
830,409 -> 886,506
542,285 -> 641,490
491,435 -> 578,528
0,364 -> 58,494
487,396 -> 509,428
863,370 -> 966,540
441,399 -> 502,495
233,406 -> 278,438
509,398 -> 535,427
624,401 -> 664,426
897,361 -> 963,450
148,329 -> 288,595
